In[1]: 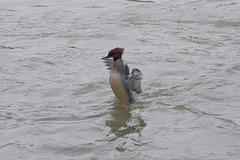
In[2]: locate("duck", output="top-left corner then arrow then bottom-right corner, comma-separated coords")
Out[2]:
102,47 -> 142,104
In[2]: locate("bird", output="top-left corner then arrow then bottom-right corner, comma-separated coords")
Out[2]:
102,47 -> 142,104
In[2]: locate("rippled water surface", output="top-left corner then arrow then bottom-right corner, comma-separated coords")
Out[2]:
1,0 -> 240,159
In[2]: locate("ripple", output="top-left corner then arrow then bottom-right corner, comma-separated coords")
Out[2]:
226,63 -> 240,73
127,0 -> 154,3
30,5 -> 50,8
0,45 -> 15,49
215,20 -> 240,28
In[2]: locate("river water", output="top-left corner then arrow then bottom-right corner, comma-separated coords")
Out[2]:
1,0 -> 240,159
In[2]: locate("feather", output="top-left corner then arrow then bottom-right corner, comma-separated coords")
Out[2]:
103,58 -> 142,94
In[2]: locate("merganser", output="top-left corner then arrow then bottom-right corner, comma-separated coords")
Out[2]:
102,48 -> 142,104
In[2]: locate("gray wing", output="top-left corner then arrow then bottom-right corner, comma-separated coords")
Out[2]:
128,68 -> 143,94
124,63 -> 130,79
103,58 -> 113,71
103,59 -> 142,94
103,58 -> 130,77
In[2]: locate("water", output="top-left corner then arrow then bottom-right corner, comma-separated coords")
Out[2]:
1,0 -> 240,159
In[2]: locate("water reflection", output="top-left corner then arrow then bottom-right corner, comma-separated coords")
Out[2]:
105,104 -> 146,140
